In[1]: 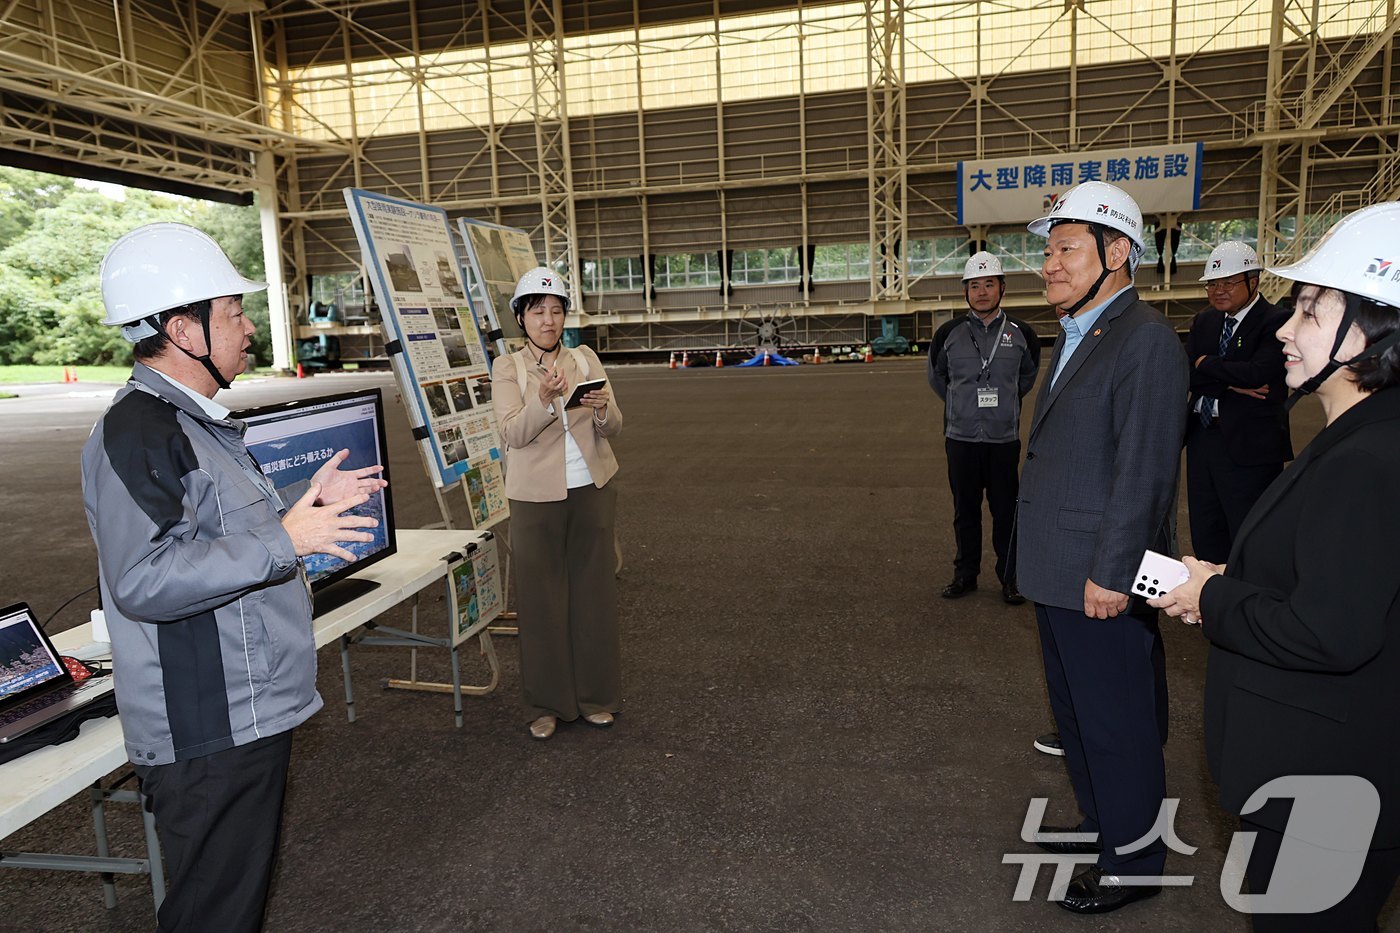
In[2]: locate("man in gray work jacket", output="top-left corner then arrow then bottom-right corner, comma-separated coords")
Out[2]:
82,223 -> 387,933
928,251 -> 1041,604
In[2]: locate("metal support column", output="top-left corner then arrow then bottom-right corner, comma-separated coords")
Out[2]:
526,0 -> 580,311
866,0 -> 908,303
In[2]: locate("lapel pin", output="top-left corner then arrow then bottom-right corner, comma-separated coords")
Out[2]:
1092,328 -> 1102,336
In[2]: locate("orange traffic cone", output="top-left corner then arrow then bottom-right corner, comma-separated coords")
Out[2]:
762,350 -> 771,366
61,367 -> 72,383
668,351 -> 677,370
714,350 -> 723,368
70,367 -> 78,383
864,345 -> 874,363
296,362 -> 306,378
682,351 -> 689,368
812,346 -> 821,365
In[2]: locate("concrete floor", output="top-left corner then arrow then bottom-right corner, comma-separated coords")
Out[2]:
0,358 -> 1390,932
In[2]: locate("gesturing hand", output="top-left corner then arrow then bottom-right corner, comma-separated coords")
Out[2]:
281,483 -> 378,561
538,365 -> 567,407
1227,384 -> 1270,400
310,448 -> 387,505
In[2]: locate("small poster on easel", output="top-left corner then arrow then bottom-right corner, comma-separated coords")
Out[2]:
449,535 -> 503,646
462,457 -> 508,528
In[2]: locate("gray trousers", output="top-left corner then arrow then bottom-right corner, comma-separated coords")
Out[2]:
510,483 -> 622,723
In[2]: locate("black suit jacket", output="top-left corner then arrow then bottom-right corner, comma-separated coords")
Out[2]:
1016,288 -> 1189,610
1185,297 -> 1293,466
1200,387 -> 1400,845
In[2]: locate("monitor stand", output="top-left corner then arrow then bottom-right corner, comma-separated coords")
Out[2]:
312,577 -> 380,618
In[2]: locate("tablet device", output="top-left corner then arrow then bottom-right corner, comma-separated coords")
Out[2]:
565,378 -> 606,410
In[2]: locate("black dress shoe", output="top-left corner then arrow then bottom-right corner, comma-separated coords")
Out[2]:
1034,825 -> 1102,855
1002,581 -> 1026,605
941,578 -> 977,598
1058,865 -> 1161,914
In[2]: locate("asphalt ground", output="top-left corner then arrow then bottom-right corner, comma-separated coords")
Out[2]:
3,358 -> 1389,932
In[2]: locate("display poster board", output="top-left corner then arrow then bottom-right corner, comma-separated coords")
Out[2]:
448,535 -> 504,646
956,142 -> 1203,226
457,218 -> 542,341
343,190 -> 506,517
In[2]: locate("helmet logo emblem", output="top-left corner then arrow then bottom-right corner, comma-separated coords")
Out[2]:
1211,259 -> 1222,270
541,276 -> 552,286
1365,259 -> 1392,278
1096,203 -> 1109,214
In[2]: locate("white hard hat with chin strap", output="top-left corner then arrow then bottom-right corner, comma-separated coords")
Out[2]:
962,251 -> 1005,281
1199,241 -> 1261,282
1270,201 -> 1400,411
510,267 -> 571,355
1028,181 -> 1145,317
101,222 -> 265,389
962,250 -> 1007,311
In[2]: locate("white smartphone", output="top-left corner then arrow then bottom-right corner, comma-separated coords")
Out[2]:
1132,550 -> 1190,599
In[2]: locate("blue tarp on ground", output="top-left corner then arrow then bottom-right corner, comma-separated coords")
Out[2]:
734,350 -> 799,367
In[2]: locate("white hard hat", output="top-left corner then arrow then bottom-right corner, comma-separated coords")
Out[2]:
1270,202 -> 1400,308
100,223 -> 266,342
1027,181 -> 1145,270
510,267 -> 571,315
1199,242 -> 1261,282
962,251 -> 1004,281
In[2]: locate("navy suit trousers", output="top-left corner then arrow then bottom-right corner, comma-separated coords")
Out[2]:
1185,420 -> 1284,565
1036,602 -> 1169,876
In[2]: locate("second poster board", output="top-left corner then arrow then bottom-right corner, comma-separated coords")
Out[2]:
457,218 -> 544,342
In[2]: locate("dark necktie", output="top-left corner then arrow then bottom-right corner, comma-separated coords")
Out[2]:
1201,315 -> 1240,427
1219,315 -> 1238,357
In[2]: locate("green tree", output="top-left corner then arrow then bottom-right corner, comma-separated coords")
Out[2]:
0,167 -> 74,252
0,169 -> 271,367
196,199 -> 272,366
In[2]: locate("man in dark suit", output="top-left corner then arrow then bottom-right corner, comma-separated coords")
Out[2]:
1185,242 -> 1292,564
1016,182 -> 1189,914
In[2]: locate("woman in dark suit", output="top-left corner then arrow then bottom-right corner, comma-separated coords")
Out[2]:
1152,202 -> 1400,931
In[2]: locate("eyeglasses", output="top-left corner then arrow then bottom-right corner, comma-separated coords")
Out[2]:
1204,275 -> 1249,292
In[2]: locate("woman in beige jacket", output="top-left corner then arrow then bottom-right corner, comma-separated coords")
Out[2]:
491,268 -> 623,740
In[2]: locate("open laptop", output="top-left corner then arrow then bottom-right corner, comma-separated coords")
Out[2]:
0,602 -> 113,744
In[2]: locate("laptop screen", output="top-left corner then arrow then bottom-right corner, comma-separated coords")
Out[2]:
0,603 -> 69,706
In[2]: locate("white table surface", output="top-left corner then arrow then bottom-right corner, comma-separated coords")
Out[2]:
0,528 -> 488,842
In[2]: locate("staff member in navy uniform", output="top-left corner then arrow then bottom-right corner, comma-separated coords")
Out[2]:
1016,182 -> 1188,915
928,251 -> 1040,604
1185,241 -> 1292,563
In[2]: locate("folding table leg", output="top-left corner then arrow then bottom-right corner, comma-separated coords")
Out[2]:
89,783 -> 117,909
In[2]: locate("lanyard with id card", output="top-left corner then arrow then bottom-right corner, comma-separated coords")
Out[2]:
967,316 -> 1006,410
